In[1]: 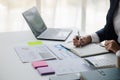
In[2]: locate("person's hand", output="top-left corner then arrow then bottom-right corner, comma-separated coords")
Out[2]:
104,40 -> 120,53
73,35 -> 92,47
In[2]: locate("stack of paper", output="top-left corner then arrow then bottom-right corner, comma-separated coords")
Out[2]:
84,53 -> 116,69
47,58 -> 93,75
49,73 -> 80,80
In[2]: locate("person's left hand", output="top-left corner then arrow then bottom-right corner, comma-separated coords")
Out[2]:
104,40 -> 120,53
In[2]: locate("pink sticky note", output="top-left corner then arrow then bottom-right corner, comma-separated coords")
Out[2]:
37,67 -> 55,75
32,61 -> 48,69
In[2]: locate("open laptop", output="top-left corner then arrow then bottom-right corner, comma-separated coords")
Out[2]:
22,7 -> 72,41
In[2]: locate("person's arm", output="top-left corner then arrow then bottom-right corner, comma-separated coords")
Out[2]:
73,35 -> 91,47
90,33 -> 100,43
91,34 -> 120,54
104,40 -> 120,53
73,33 -> 100,47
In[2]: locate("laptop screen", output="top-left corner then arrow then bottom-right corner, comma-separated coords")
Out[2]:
22,7 -> 47,37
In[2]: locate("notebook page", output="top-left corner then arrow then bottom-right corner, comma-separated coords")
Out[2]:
61,42 -> 109,57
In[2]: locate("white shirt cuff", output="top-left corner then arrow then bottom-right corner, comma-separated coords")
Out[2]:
116,50 -> 120,57
90,33 -> 100,43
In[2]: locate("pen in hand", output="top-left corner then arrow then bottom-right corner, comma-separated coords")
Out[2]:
76,31 -> 80,40
76,31 -> 82,47
67,31 -> 80,43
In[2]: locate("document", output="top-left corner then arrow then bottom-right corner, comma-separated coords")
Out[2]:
61,42 -> 109,57
14,45 -> 56,63
49,73 -> 80,80
47,44 -> 79,60
84,53 -> 116,69
47,58 -> 93,75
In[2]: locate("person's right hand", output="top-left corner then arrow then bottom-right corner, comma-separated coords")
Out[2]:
73,35 -> 92,47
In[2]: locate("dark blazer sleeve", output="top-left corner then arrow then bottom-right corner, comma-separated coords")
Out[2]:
96,0 -> 118,43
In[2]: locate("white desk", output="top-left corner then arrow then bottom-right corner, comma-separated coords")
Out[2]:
0,31 -> 117,80
0,30 -> 79,80
0,31 -> 55,80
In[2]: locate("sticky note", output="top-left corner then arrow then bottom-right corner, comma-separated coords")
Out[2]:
28,40 -> 43,46
32,61 -> 48,69
37,67 -> 55,75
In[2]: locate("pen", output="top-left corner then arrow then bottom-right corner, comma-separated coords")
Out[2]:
76,31 -> 80,40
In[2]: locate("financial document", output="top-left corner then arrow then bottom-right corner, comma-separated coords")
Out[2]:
14,45 -> 56,63
14,44 -> 79,63
47,58 -> 93,75
84,53 -> 117,69
47,44 -> 79,60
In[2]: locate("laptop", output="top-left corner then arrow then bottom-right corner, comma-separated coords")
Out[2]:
22,7 -> 72,41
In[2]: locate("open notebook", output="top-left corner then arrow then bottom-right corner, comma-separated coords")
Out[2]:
61,42 -> 109,57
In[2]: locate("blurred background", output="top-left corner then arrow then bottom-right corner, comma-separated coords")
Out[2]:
0,0 -> 109,34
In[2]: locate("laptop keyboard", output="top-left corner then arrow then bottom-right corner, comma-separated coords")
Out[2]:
40,29 -> 60,37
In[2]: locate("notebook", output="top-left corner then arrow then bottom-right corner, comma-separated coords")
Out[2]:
61,42 -> 109,57
80,68 -> 120,80
22,7 -> 72,41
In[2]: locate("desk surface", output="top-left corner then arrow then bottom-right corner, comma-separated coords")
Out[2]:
0,30 -> 78,80
0,31 -> 55,80
0,31 -> 117,80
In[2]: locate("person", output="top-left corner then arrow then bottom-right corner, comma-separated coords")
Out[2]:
73,0 -> 120,57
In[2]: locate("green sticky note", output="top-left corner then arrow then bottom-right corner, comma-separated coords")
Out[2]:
28,40 -> 43,46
